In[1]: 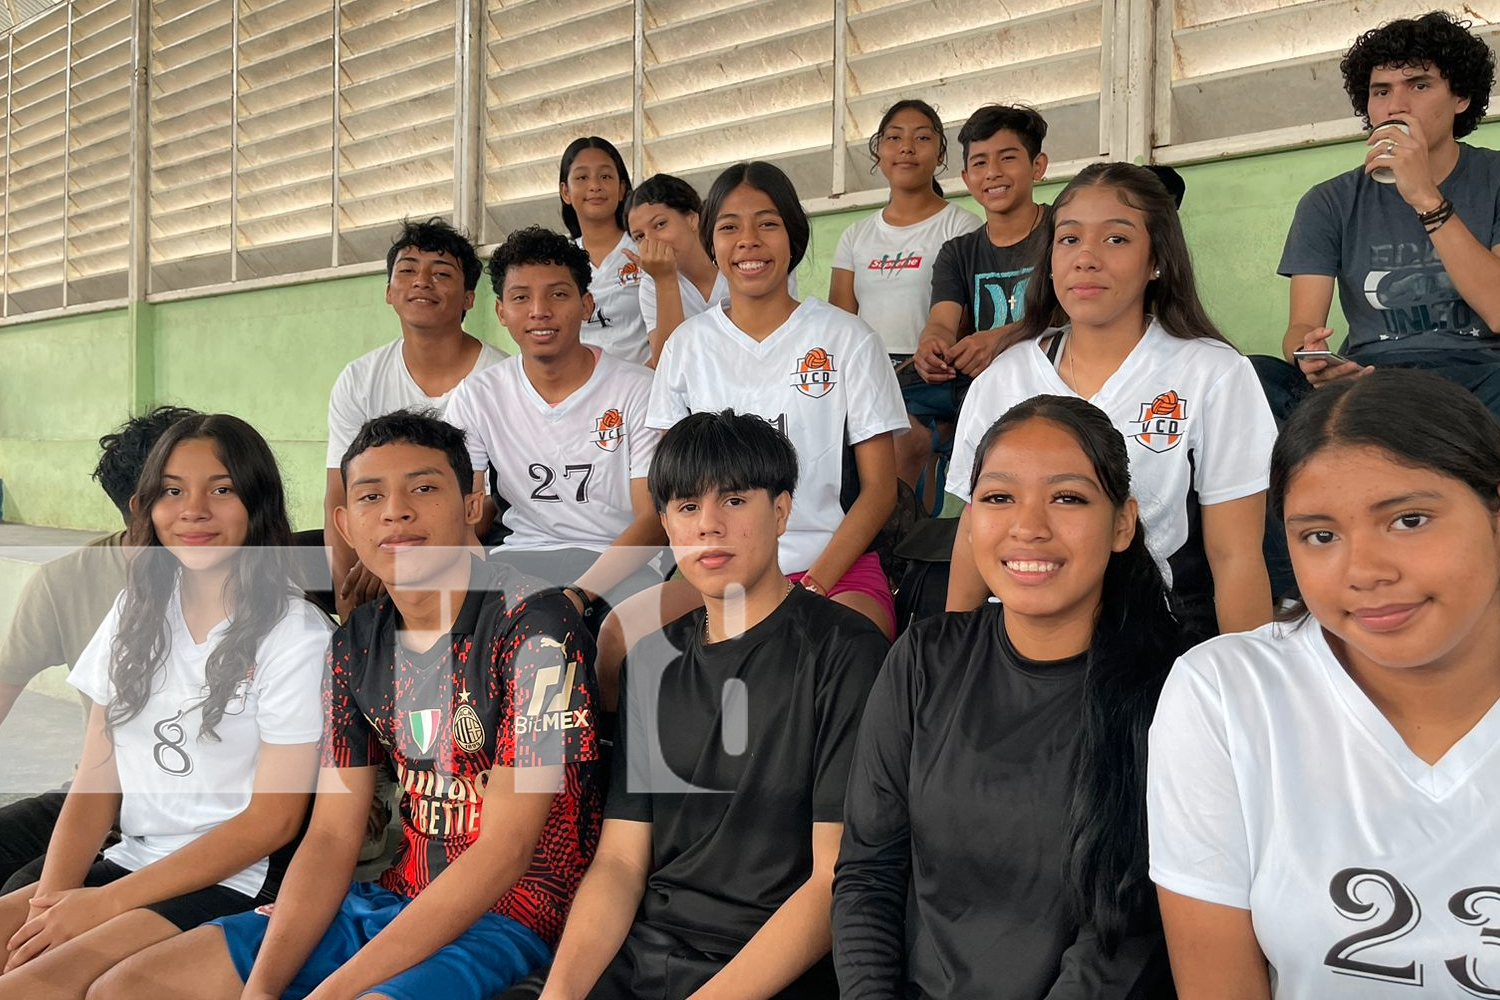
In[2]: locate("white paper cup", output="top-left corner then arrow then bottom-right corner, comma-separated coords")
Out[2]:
1370,120 -> 1409,184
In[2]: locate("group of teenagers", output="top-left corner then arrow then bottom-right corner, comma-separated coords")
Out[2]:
1,7 -> 1499,1000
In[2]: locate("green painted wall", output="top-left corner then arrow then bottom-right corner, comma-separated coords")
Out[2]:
4,125 -> 1498,532
0,309 -> 135,529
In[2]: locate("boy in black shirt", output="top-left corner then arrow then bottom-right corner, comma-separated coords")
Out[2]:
539,410 -> 889,1000
912,104 -> 1052,392
96,410 -> 600,1000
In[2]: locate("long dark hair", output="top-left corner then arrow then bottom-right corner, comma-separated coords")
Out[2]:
971,395 -> 1188,950
1007,162 -> 1230,353
109,414 -> 295,742
558,136 -> 632,239
868,98 -> 947,197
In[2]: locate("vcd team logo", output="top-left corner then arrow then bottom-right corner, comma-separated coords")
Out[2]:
618,260 -> 641,287
594,407 -> 626,452
791,348 -> 837,398
1132,391 -> 1186,453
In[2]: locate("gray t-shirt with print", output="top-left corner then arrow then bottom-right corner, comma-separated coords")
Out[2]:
1278,143 -> 1500,357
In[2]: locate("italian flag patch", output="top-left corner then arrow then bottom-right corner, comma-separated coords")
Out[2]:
408,709 -> 441,754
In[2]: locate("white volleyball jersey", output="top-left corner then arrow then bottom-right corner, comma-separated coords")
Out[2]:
1148,618 -> 1500,999
648,296 -> 908,574
832,202 -> 984,355
577,234 -> 650,367
70,590 -> 330,897
639,269 -> 798,334
946,320 -> 1275,589
444,350 -> 658,552
325,337 -> 507,468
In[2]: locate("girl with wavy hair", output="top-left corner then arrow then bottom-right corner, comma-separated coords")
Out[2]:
0,413 -> 330,1000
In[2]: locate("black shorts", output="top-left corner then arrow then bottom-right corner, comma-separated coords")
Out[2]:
24,858 -> 267,932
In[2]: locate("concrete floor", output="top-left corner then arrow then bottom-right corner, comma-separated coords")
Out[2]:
0,690 -> 85,806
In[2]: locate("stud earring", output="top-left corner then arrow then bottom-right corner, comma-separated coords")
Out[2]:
1152,268 -> 1161,279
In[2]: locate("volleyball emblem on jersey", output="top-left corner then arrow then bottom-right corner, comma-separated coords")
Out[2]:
617,261 -> 641,286
408,708 -> 442,755
593,407 -> 626,452
1132,391 -> 1187,453
452,687 -> 486,753
791,348 -> 837,398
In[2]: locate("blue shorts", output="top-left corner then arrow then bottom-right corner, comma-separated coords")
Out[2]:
210,881 -> 551,1000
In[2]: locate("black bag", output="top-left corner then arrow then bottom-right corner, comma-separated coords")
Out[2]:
891,516 -> 959,635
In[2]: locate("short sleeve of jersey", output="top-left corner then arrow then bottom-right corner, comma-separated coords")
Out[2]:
66,593 -> 125,707
626,395 -> 661,481
251,602 -> 334,745
442,377 -> 491,481
1278,182 -> 1342,279
928,234 -> 968,309
812,622 -> 890,822
1193,355 -> 1276,506
1146,653 -> 1252,910
495,594 -> 599,769
321,628 -> 387,770
843,324 -> 910,444
945,364 -> 997,501
326,361 -> 369,469
646,334 -> 692,431
639,273 -> 659,332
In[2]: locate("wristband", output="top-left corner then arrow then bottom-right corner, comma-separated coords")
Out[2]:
1418,197 -> 1455,233
560,583 -> 593,615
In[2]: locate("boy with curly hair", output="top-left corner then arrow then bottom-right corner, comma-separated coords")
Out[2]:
1277,11 -> 1500,416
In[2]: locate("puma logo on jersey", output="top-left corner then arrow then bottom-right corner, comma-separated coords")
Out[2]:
517,656 -> 591,736
790,348 -> 837,398
593,408 -> 626,452
1132,391 -> 1187,453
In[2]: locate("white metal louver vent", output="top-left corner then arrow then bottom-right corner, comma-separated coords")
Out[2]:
482,0 -> 634,241
66,0 -> 131,304
1157,0 -> 1500,162
843,0 -> 1105,195
147,0 -> 233,292
338,0 -> 457,264
641,0 -> 835,203
5,5 -> 67,311
235,0 -> 335,279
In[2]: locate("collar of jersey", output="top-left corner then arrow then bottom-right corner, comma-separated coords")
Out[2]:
1303,620 -> 1500,799
166,579 -> 233,650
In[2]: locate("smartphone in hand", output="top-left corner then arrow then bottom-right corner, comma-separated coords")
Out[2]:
1293,348 -> 1357,367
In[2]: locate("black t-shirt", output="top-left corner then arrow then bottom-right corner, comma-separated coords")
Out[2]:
323,558 -> 602,946
833,606 -> 1167,999
929,207 -> 1051,336
607,586 -> 889,955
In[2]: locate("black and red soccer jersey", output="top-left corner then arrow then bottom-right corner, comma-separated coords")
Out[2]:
322,558 -> 601,945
